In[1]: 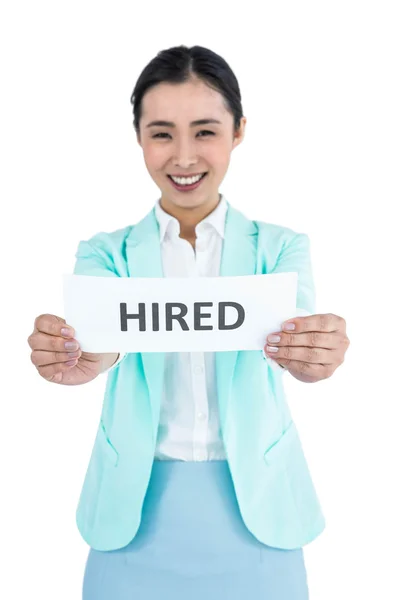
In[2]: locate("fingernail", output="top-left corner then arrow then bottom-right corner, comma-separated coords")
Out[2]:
65,359 -> 77,366
65,341 -> 79,350
266,345 -> 279,353
61,328 -> 73,337
267,335 -> 281,343
283,323 -> 295,331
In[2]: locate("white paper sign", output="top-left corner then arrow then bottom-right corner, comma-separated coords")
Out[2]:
62,272 -> 297,353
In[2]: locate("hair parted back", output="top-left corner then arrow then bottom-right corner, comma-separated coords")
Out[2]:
130,45 -> 244,135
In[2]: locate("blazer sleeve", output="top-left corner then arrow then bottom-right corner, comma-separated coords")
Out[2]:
262,232 -> 316,373
72,238 -> 129,373
270,232 -> 316,315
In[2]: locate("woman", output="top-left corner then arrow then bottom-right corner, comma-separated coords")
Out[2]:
27,45 -> 349,599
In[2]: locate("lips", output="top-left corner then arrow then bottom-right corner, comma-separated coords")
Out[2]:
167,172 -> 208,191
167,172 -> 207,180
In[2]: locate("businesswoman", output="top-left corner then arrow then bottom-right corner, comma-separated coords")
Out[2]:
27,45 -> 349,599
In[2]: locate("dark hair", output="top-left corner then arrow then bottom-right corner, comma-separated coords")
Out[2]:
130,45 -> 244,136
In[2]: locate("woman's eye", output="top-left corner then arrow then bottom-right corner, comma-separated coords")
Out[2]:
197,130 -> 214,137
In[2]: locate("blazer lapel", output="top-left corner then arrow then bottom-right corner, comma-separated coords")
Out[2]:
216,203 -> 258,430
125,201 -> 258,437
125,208 -> 165,437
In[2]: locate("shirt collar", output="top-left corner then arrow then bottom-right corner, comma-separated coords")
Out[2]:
154,194 -> 228,243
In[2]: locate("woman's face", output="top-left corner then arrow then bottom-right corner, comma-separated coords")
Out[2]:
136,77 -> 246,214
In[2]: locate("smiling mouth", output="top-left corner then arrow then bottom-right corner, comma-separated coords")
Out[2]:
167,172 -> 208,181
166,172 -> 208,190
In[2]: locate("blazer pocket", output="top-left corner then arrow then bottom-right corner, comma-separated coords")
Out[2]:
98,419 -> 119,467
263,420 -> 297,467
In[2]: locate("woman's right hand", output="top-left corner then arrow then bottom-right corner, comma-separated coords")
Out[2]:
27,314 -> 119,386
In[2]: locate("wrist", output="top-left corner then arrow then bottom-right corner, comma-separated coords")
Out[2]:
100,352 -> 120,373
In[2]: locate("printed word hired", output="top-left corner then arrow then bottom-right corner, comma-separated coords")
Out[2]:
120,302 -> 245,332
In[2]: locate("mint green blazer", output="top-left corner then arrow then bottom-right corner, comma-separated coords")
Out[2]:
73,200 -> 325,551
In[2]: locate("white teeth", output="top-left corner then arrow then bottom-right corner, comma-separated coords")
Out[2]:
170,173 -> 204,185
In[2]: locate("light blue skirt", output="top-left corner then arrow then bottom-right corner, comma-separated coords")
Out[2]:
82,459 -> 308,599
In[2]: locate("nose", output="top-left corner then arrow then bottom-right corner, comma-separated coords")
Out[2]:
173,138 -> 197,169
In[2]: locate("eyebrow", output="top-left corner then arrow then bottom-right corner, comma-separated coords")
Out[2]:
145,118 -> 222,128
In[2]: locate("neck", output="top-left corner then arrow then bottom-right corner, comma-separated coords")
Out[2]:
160,193 -> 221,239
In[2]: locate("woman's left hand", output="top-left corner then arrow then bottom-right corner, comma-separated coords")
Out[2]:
264,313 -> 350,383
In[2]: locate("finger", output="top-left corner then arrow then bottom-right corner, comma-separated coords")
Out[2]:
37,359 -> 80,382
31,348 -> 82,368
282,313 -> 345,334
28,331 -> 80,354
264,344 -> 335,365
33,313 -> 75,338
267,331 -> 339,350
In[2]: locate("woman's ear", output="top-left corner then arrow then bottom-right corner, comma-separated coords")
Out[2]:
232,116 -> 246,149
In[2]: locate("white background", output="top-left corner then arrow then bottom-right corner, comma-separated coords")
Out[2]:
1,1 -> 399,598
